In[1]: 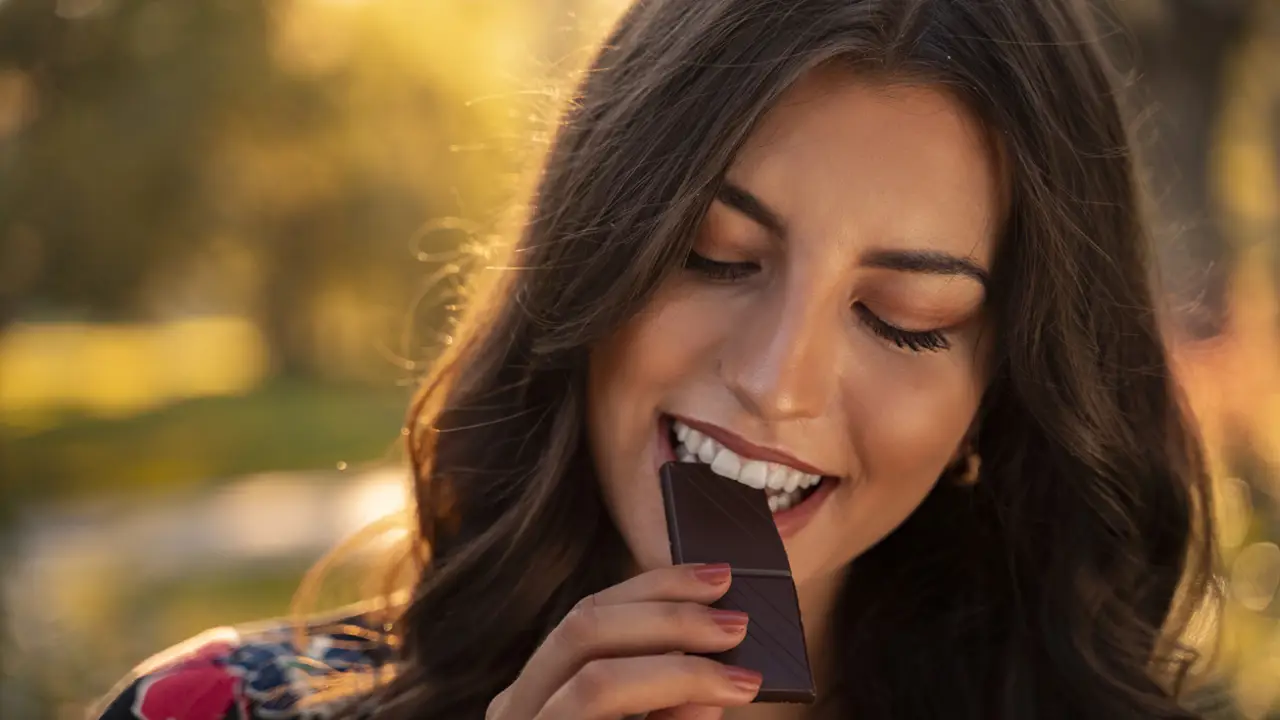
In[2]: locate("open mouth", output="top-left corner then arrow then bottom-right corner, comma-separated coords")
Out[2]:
664,416 -> 834,514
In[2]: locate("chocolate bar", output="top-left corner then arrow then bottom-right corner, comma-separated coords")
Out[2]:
659,461 -> 816,704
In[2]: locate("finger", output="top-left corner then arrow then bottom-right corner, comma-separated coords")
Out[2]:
535,656 -> 760,719
484,686 -> 511,720
505,600 -> 748,711
648,704 -> 725,720
591,564 -> 733,607
502,564 -> 733,712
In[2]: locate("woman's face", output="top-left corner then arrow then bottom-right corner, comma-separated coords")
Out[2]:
588,69 -> 1002,590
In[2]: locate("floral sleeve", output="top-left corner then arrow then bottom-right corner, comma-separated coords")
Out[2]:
93,628 -> 253,720
91,612 -> 390,720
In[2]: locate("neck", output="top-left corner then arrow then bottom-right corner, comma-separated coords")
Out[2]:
797,567 -> 843,703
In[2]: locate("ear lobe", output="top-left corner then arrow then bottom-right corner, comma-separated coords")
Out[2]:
943,426 -> 982,485
948,430 -> 977,466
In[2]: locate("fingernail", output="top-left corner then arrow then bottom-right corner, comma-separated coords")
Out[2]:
691,563 -> 731,584
722,665 -> 762,695
709,609 -> 749,634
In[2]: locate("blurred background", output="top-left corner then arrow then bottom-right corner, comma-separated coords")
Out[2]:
0,0 -> 1276,717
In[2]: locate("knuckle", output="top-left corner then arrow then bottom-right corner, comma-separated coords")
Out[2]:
558,600 -> 601,654
567,660 -> 613,712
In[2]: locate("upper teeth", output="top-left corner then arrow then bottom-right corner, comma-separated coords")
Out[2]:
672,420 -> 823,493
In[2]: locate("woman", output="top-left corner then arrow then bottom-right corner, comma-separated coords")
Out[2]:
94,0 -> 1220,718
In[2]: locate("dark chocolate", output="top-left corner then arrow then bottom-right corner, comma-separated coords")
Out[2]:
660,461 -> 816,704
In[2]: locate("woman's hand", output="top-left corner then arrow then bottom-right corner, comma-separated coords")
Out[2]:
485,564 -> 760,720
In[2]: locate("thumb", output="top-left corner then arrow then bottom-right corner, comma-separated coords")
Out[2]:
646,705 -> 725,720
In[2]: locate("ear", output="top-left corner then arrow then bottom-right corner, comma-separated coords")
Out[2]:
947,419 -> 982,466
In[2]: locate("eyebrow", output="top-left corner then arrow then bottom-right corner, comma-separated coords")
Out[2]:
718,180 -> 788,238
861,249 -> 990,288
716,179 -> 990,289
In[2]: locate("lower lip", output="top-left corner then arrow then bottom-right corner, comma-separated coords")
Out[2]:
771,476 -> 837,539
656,415 -> 836,539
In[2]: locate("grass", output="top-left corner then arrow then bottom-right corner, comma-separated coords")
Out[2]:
0,378 -> 414,507
0,378 -> 413,716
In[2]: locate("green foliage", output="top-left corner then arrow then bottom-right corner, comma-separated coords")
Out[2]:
0,0 -> 550,376
0,0 -> 279,317
0,379 -> 410,505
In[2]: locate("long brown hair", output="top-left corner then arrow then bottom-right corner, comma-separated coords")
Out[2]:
362,1 -> 1219,717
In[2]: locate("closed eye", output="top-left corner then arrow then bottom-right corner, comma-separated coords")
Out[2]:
684,250 -> 759,281
686,247 -> 952,353
853,304 -> 950,352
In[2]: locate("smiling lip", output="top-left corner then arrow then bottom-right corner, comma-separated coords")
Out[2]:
772,471 -> 837,538
669,415 -> 831,477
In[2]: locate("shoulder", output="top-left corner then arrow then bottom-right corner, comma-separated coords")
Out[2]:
90,605 -> 394,720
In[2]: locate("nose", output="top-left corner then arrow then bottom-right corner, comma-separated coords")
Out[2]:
719,288 -> 837,422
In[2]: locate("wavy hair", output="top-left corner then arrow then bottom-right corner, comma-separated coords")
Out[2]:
354,1 -> 1219,717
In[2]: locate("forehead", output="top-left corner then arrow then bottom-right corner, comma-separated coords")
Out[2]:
728,68 -> 1004,267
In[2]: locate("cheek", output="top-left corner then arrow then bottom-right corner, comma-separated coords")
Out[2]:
589,286 -> 717,440
850,339 -> 985,479
591,280 -> 733,405
859,376 -> 976,475
587,284 -> 723,568
608,312 -> 708,395
797,353 -> 982,579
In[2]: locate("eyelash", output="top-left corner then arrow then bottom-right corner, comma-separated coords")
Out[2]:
853,304 -> 950,352
683,250 -> 951,353
683,250 -> 759,281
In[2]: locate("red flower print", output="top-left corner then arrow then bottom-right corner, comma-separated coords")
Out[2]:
132,640 -> 251,720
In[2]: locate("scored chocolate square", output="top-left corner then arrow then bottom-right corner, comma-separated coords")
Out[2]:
660,461 -> 816,704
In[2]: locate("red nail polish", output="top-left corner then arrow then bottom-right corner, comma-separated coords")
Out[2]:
692,563 -> 731,584
722,665 -> 763,694
709,609 -> 749,633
